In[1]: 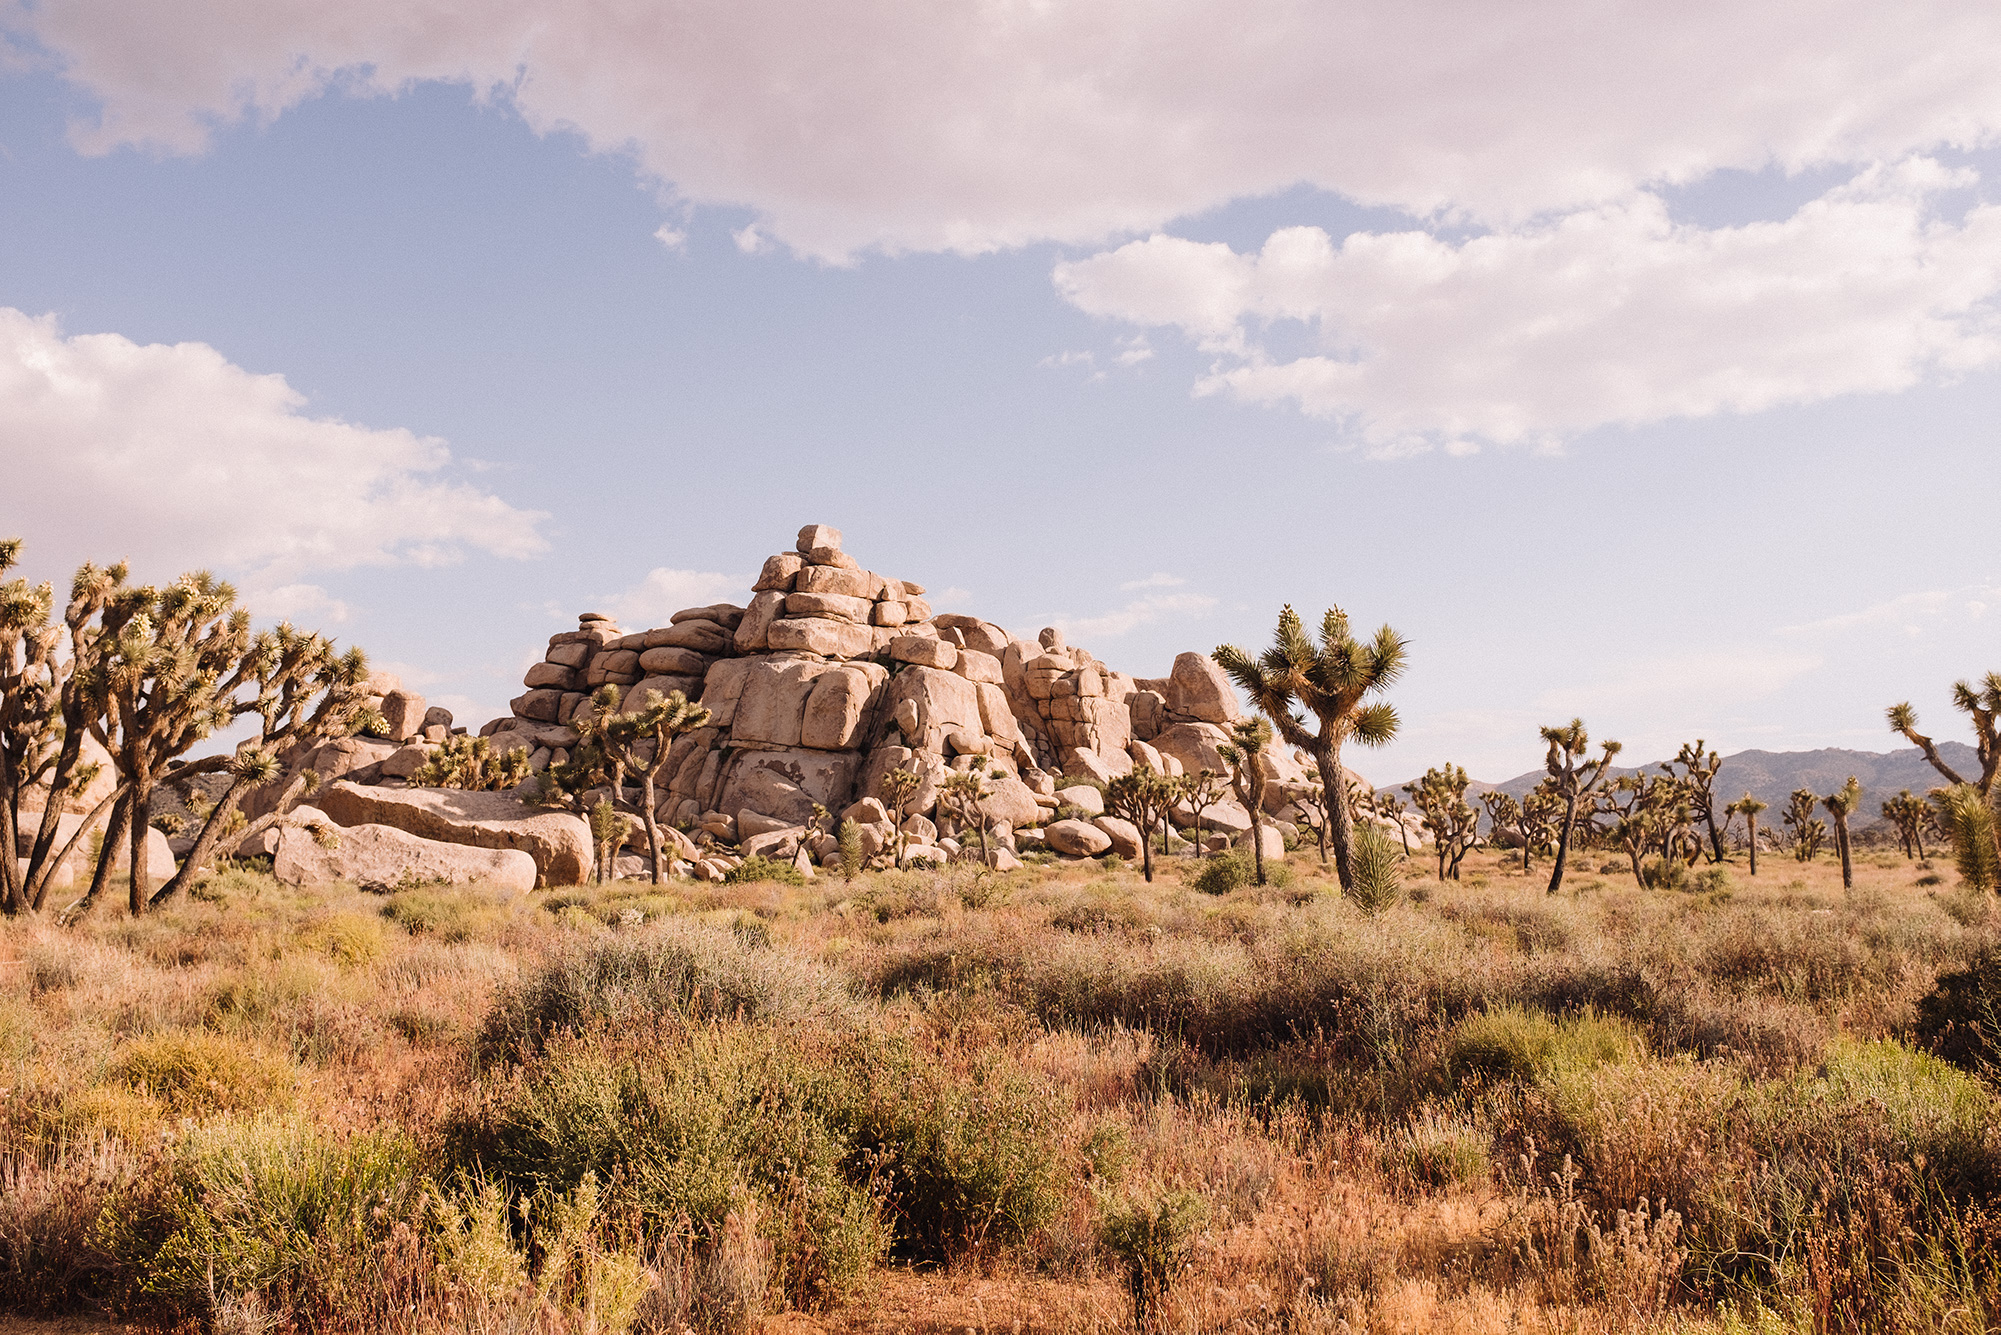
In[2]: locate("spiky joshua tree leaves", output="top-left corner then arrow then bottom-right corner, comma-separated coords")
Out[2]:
1822,776 -> 1863,890
1540,720 -> 1622,895
1213,605 -> 1407,897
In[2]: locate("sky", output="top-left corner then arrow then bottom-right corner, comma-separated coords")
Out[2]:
0,1 -> 1996,786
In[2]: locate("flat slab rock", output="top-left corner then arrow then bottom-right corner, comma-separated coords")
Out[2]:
272,822 -> 538,893
315,781 -> 591,887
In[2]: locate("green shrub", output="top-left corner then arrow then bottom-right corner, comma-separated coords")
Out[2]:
110,1119 -> 422,1326
1191,848 -> 1253,896
1383,1109 -> 1490,1189
1349,822 -> 1404,915
480,921 -> 858,1061
1096,1188 -> 1206,1333
725,855 -> 805,887
1448,1007 -> 1637,1085
381,886 -> 514,941
110,1032 -> 297,1115
1638,856 -> 1689,893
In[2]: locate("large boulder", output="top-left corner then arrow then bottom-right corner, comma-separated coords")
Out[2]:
881,667 -> 982,753
714,747 -> 863,826
732,658 -> 837,748
15,809 -> 174,887
1150,721 -> 1234,778
734,590 -> 787,652
654,619 -> 734,654
272,823 -> 537,892
315,782 -> 592,887
766,618 -> 874,658
801,663 -> 885,750
21,732 -> 118,814
380,689 -> 428,742
1046,818 -> 1112,857
977,776 -> 1044,827
1092,815 -> 1145,859
1166,653 -> 1240,725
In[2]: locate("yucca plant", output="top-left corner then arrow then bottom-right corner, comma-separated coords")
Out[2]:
1349,819 -> 1405,916
1214,605 -> 1407,896
1881,789 -> 1932,860
1932,784 -> 2000,896
1105,765 -> 1176,883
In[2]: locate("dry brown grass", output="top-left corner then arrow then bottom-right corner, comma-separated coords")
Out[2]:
0,844 -> 1993,1333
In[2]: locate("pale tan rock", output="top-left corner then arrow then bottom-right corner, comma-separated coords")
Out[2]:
796,565 -> 881,599
732,659 -> 834,748
544,641 -> 592,669
315,781 -> 592,887
1093,816 -> 1144,859
974,683 -> 1022,751
754,552 -> 805,592
1056,784 -> 1105,816
734,590 -> 788,652
987,847 -> 1023,872
765,618 -> 875,658
654,619 -> 733,654
904,596 -> 932,622
696,658 -> 754,727
16,809 -> 173,886
1167,652 -> 1241,724
978,777 -> 1044,826
891,635 -> 956,669
1129,740 -> 1165,772
952,648 -> 1003,684
881,667 -> 982,754
1150,721 -> 1234,778
796,524 -> 843,554
620,675 -> 703,710
523,661 -> 577,690
785,591 -> 873,623
841,797 -> 890,826
715,747 -> 862,826
806,547 -> 859,569
273,823 -> 538,893
801,664 -> 882,751
1239,823 -> 1285,863
380,689 -> 427,742
639,645 -> 709,676
381,745 -> 432,779
738,810 -> 795,839
1046,819 -> 1112,857
899,813 -> 938,844
793,848 -> 817,879
871,600 -> 908,626
944,729 -> 989,756
1063,749 -> 1123,784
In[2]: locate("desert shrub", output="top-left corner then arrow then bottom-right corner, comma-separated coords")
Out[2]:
481,920 -> 858,1060
456,1027 -> 886,1306
1916,946 -> 2001,1079
297,911 -> 389,967
1191,848 -> 1253,896
0,1147 -> 136,1311
1382,1108 -> 1490,1190
1096,1187 -> 1205,1333
724,854 -> 805,887
380,886 -> 515,942
1637,855 -> 1689,892
110,1031 -> 297,1115
108,1119 -> 423,1328
1448,1007 -> 1636,1085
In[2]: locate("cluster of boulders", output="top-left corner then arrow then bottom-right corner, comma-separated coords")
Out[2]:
136,523 -> 1425,891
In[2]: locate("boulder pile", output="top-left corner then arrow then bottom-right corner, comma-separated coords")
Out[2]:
206,522 -> 1422,887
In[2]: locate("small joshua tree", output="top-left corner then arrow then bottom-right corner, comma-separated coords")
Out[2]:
587,798 -> 628,884
881,765 -> 923,870
938,764 -> 1001,865
1540,720 -> 1623,895
1214,605 -> 1407,896
1479,790 -> 1525,871
1932,783 -> 2001,896
1888,680 -> 2001,873
1881,789 -> 1931,860
1373,790 -> 1415,854
1665,740 -> 1727,863
577,685 -> 713,885
411,733 -> 533,792
1783,788 -> 1825,862
1105,765 -> 1177,883
1726,791 -> 1769,876
837,817 -> 864,883
1822,776 -> 1863,890
1404,764 -> 1478,881
1175,768 -> 1228,858
1216,718 -> 1274,886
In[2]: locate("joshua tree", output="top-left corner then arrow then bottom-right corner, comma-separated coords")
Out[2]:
0,541 -> 63,915
1373,790 -> 1415,854
1725,792 -> 1768,876
578,685 -> 713,884
1822,776 -> 1863,890
1521,782 -> 1565,871
1105,764 -> 1177,884
1213,605 -> 1407,896
1479,790 -> 1526,871
1783,788 -> 1824,862
881,765 -> 923,870
1603,775 -> 1662,881
1540,720 -> 1623,895
1216,718 -> 1274,886
410,734 -> 533,791
1881,789 -> 1932,860
1888,679 -> 2000,873
1404,764 -> 1478,881
1174,768 -> 1227,857
938,764 -> 1002,865
1664,740 -> 1727,862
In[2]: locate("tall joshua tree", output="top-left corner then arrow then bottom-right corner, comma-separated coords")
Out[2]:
1541,720 -> 1622,895
1822,776 -> 1863,890
1725,792 -> 1768,876
1888,679 -> 2001,872
1216,717 -> 1274,886
1214,606 -> 1407,896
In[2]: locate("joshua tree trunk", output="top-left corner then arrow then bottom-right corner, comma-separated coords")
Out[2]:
126,771 -> 155,915
76,791 -> 133,918
1548,792 -> 1580,895
639,771 -> 665,885
1309,745 -> 1356,895
152,772 -> 262,906
1746,813 -> 1759,877
1834,812 -> 1853,889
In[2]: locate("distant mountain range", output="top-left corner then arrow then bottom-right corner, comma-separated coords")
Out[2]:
1397,742 -> 1982,830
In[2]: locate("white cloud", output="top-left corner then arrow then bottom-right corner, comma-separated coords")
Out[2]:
1048,592 -> 1218,644
1119,573 -> 1185,591
0,308 -> 546,596
1781,581 -> 2001,636
1056,159 -> 2001,449
15,2 -> 2001,261
653,223 -> 687,250
594,566 -> 746,628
